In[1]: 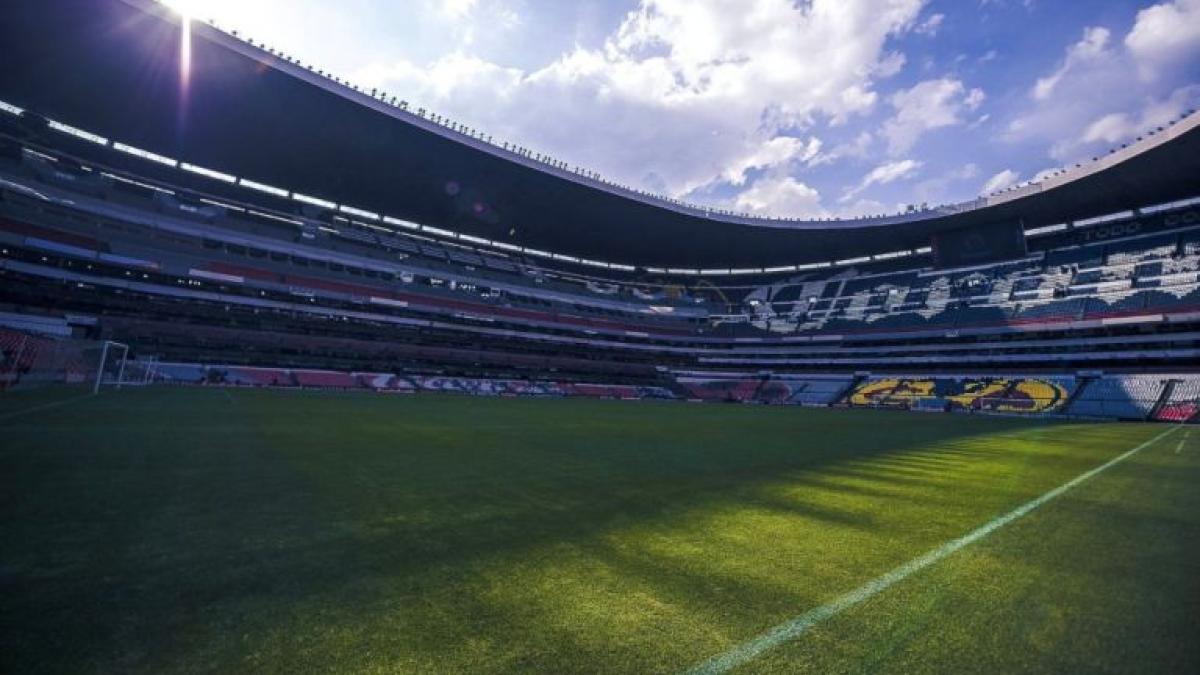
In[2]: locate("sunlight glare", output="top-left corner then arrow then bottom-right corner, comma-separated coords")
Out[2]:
160,0 -> 205,20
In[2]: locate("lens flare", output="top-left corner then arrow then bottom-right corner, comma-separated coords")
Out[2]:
179,15 -> 192,87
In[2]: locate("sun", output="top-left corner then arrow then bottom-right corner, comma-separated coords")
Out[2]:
159,0 -> 205,19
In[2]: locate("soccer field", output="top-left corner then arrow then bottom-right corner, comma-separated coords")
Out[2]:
2,387 -> 1198,674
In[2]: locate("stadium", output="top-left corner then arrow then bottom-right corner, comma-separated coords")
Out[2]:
1,0 -> 1198,672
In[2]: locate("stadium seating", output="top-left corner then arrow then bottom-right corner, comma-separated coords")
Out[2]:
357,373 -> 417,392
1153,377 -> 1200,422
1067,376 -> 1166,420
677,378 -> 762,402
754,377 -> 854,405
221,367 -> 293,387
0,118 -> 1198,422
292,369 -> 360,389
154,362 -> 208,384
848,376 -> 1076,414
0,326 -> 48,372
739,225 -> 1200,339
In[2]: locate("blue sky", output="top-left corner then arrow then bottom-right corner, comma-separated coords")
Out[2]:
164,0 -> 1200,219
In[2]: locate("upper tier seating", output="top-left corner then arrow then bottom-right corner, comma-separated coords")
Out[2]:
743,227 -> 1200,338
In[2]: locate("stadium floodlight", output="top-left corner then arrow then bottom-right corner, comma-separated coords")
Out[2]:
1025,223 -> 1068,237
293,192 -> 337,210
339,205 -> 380,220
239,178 -> 289,198
423,226 -> 457,238
383,216 -> 421,230
114,142 -> 177,166
47,119 -> 108,145
834,256 -> 872,266
181,162 -> 236,183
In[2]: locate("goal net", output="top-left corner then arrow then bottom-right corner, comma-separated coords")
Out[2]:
1,328 -> 155,393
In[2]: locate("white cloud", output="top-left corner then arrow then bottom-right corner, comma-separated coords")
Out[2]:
722,136 -> 822,186
1033,26 -> 1112,101
914,12 -> 944,36
1081,112 -> 1133,144
809,131 -> 874,167
875,51 -> 908,78
838,198 -> 889,218
441,0 -> 479,20
1125,0 -> 1200,80
981,169 -> 1019,195
733,176 -> 826,217
1009,3 -> 1200,164
882,78 -> 985,154
1082,85 -> 1200,146
842,159 -> 922,201
954,163 -> 980,180
353,0 -> 929,209
912,163 -> 979,204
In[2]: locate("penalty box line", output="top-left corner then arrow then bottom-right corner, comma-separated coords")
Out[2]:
685,424 -> 1185,675
0,392 -> 96,423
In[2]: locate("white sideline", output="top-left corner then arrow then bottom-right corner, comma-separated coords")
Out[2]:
684,425 -> 1184,675
0,392 -> 95,422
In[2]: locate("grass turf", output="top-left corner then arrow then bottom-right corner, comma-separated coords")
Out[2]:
1,386 -> 1197,673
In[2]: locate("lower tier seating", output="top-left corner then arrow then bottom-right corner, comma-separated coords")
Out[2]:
1067,376 -> 1165,420
847,375 -> 1077,414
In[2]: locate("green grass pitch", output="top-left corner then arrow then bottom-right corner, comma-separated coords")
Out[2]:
2,386 -> 1198,673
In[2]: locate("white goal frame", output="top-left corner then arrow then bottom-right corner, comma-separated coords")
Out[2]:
92,340 -> 130,394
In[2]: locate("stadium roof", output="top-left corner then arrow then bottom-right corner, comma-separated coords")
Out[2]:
1,0 -> 1198,269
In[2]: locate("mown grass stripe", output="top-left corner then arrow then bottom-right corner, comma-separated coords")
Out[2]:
684,424 -> 1184,675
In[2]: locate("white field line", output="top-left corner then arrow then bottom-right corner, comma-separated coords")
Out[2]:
0,392 -> 96,423
684,425 -> 1184,675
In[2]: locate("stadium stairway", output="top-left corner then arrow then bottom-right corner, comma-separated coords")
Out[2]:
832,374 -> 869,406
1149,380 -> 1179,421
662,378 -> 694,401
1062,374 -> 1095,411
750,377 -> 772,403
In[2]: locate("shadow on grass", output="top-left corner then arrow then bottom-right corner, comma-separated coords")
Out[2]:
1,388 -> 1089,673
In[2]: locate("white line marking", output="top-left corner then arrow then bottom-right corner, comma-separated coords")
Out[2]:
684,425 -> 1184,675
0,392 -> 95,423
1175,439 -> 1185,454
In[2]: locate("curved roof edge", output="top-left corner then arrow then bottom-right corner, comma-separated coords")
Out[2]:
146,0 -> 1200,231
0,0 -> 1197,268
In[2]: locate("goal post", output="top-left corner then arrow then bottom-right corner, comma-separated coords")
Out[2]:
1,329 -> 155,394
92,341 -> 130,394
